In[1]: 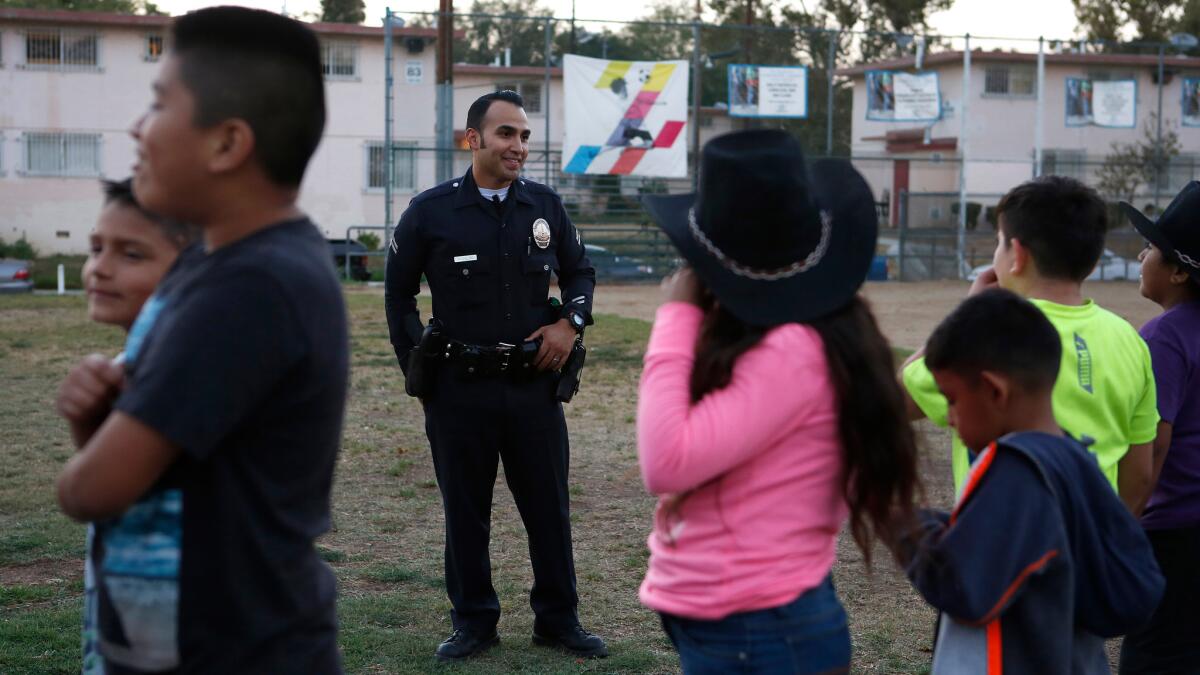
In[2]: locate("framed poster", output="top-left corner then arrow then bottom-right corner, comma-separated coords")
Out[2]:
727,64 -> 809,118
1066,78 -> 1136,128
866,70 -> 941,122
1183,78 -> 1200,127
562,55 -> 689,177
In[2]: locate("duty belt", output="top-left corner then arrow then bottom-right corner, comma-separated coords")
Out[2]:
441,338 -> 539,376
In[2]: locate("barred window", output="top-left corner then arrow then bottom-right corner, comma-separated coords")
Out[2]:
23,29 -> 99,70
366,141 -> 416,191
145,34 -> 164,62
321,41 -> 358,79
1042,149 -> 1087,181
22,132 -> 102,177
984,65 -> 1034,96
522,83 -> 542,114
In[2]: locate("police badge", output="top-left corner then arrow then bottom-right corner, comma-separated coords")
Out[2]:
532,218 -> 551,249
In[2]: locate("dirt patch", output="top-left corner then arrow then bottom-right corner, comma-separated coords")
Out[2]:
594,280 -> 1161,351
0,557 -> 81,586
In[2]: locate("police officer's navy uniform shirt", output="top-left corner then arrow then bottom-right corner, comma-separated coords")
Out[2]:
385,168 -> 596,369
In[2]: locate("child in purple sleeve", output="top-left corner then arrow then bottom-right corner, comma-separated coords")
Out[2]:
1118,186 -> 1200,673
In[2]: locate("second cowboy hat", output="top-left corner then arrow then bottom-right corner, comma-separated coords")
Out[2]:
641,129 -> 878,326
1120,182 -> 1200,281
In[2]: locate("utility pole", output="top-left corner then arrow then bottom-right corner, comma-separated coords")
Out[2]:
435,0 -> 455,183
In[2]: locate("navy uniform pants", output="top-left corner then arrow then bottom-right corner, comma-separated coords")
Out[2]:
423,366 -> 579,635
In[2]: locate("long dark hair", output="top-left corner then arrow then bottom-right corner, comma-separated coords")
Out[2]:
690,294 -> 920,568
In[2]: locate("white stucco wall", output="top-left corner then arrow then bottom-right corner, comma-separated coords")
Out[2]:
846,55 -> 1200,205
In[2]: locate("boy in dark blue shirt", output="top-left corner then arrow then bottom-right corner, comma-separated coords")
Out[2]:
901,289 -> 1164,674
54,8 -> 347,672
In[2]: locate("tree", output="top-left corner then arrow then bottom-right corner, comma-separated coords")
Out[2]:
1073,0 -> 1187,43
459,0 -> 554,67
1096,113 -> 1182,205
320,0 -> 364,24
0,0 -> 161,13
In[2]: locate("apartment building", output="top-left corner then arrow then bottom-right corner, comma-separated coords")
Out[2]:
838,50 -> 1200,224
1,7 -> 732,253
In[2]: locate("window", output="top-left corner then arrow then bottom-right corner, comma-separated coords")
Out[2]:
366,141 -> 417,191
22,132 -> 101,177
144,34 -> 164,62
22,29 -> 99,70
321,41 -> 358,79
495,81 -> 543,114
1042,149 -> 1087,181
983,65 -> 1035,96
522,83 -> 542,114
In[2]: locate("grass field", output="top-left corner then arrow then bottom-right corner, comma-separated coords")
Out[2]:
1,287 -> 958,674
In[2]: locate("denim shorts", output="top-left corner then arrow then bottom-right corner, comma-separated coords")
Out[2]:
660,576 -> 851,675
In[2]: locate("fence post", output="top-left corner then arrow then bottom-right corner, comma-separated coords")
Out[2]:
956,35 -> 971,280
384,8 -> 394,249
897,188 -> 908,281
57,264 -> 65,295
691,21 -> 702,190
1035,36 -> 1044,177
1156,42 -> 1165,210
545,17 -> 553,185
825,29 -> 837,157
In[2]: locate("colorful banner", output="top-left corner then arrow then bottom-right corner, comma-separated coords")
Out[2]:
1183,78 -> 1200,127
1066,78 -> 1137,128
562,54 -> 689,177
866,71 -> 941,122
727,64 -> 809,118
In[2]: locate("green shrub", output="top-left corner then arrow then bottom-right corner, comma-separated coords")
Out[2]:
9,237 -> 37,260
356,232 -> 381,251
31,255 -> 86,290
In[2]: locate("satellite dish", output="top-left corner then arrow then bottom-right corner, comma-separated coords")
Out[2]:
1169,33 -> 1199,49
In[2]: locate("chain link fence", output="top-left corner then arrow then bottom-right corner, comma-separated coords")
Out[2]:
359,9 -> 1199,281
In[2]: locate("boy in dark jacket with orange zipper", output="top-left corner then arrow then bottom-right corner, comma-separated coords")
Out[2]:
901,289 -> 1164,674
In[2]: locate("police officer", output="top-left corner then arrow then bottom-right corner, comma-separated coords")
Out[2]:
384,90 -> 605,662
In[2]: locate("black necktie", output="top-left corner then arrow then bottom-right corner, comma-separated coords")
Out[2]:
492,194 -> 503,216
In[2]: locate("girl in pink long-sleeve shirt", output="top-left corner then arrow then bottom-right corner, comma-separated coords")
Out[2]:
639,130 -> 920,674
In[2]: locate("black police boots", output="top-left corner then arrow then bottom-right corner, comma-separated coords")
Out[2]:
434,628 -> 499,662
532,624 -> 609,658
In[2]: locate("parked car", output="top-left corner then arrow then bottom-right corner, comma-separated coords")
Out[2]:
584,244 -> 656,281
327,239 -> 372,281
967,248 -> 1141,282
0,259 -> 34,293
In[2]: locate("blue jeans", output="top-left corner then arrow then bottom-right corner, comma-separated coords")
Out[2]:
661,576 -> 851,675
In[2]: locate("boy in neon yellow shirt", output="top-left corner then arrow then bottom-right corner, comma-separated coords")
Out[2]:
901,176 -> 1158,513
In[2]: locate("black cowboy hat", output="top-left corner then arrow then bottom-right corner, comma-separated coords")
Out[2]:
1120,182 -> 1200,282
641,129 -> 878,326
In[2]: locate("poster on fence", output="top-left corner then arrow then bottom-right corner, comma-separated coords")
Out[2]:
727,64 -> 809,118
1066,78 -> 1136,128
866,71 -> 941,122
562,54 -> 689,177
1183,78 -> 1200,127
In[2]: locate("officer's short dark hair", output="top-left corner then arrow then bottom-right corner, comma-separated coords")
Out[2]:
466,90 -> 525,134
102,178 -> 197,249
925,289 -> 1061,391
996,176 -> 1107,282
171,7 -> 325,187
